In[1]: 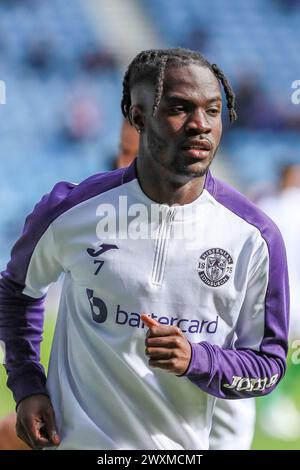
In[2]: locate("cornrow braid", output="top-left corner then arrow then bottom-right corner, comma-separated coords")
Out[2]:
121,67 -> 132,123
152,55 -> 169,117
121,50 -> 152,123
121,48 -> 237,124
211,63 -> 237,123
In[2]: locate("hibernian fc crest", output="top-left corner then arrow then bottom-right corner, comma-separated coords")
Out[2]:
197,248 -> 233,287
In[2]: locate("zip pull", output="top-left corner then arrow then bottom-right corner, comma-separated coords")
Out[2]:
167,206 -> 176,223
151,206 -> 176,287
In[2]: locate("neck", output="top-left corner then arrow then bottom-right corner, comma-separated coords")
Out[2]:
136,155 -> 207,206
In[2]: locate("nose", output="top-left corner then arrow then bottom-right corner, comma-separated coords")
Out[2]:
185,109 -> 211,134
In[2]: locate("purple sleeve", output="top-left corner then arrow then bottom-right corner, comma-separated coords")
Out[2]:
184,173 -> 290,399
0,278 -> 48,405
185,342 -> 286,399
0,181 -> 75,406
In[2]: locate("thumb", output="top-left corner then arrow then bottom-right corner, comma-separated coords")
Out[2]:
141,313 -> 159,328
43,407 -> 61,446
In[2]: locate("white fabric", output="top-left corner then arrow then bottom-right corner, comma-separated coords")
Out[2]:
209,398 -> 256,449
24,178 -> 269,449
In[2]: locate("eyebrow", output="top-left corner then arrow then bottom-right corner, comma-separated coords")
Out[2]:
206,97 -> 222,104
164,95 -> 222,104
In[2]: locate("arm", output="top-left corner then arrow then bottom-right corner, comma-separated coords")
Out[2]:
185,230 -> 289,399
0,182 -> 72,446
145,230 -> 289,399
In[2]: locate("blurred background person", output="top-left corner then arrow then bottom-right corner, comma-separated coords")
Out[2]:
257,163 -> 300,441
113,119 -> 139,169
61,91 -> 102,144
0,414 -> 29,450
259,163 -> 300,342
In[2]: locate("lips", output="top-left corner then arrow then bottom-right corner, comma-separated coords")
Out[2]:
181,139 -> 212,160
181,139 -> 212,151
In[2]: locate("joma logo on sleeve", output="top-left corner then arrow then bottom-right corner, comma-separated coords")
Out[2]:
223,374 -> 278,392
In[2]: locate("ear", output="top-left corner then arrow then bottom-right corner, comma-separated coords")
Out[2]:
129,105 -> 145,134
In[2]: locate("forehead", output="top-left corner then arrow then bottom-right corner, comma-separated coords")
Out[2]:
163,63 -> 221,100
130,63 -> 222,109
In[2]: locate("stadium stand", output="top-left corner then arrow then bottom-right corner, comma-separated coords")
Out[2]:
141,0 -> 300,182
0,0 -> 122,267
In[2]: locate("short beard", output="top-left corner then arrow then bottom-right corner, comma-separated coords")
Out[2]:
147,126 -> 217,179
147,126 -> 167,164
168,155 -> 214,178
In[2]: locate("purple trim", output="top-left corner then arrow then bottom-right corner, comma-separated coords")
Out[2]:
184,172 -> 289,398
185,343 -> 211,378
0,164 -> 137,405
0,278 -> 47,404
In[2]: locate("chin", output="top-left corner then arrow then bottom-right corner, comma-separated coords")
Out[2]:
172,160 -> 211,178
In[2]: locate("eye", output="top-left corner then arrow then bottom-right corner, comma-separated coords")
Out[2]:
207,108 -> 220,116
168,105 -> 186,115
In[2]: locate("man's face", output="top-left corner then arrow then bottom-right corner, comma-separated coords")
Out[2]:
132,63 -> 223,179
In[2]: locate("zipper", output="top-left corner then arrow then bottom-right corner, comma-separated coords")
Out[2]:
151,207 -> 176,287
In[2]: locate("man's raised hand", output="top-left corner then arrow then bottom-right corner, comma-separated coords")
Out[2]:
141,314 -> 192,376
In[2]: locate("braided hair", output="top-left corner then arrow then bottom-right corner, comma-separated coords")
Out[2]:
121,48 -> 237,124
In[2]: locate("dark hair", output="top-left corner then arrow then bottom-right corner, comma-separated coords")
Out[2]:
121,48 -> 237,124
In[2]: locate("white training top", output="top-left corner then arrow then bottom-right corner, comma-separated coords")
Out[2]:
0,162 -> 289,450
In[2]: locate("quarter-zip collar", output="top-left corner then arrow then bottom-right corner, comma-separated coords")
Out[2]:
123,158 -> 210,222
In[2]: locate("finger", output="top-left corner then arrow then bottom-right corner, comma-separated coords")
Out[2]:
148,359 -> 174,371
147,326 -> 182,338
43,407 -> 61,446
141,314 -> 159,328
16,427 -> 34,449
18,415 -> 47,449
25,419 -> 51,449
16,418 -> 34,449
38,425 -> 59,447
146,336 -> 182,348
146,347 -> 175,359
